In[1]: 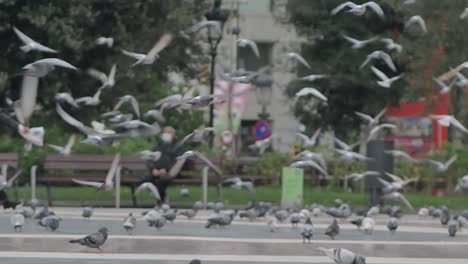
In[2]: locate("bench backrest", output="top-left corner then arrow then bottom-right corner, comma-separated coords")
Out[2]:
0,153 -> 19,168
44,154 -> 147,171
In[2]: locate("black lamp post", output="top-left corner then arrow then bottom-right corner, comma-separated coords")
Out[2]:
253,73 -> 273,120
205,0 -> 229,130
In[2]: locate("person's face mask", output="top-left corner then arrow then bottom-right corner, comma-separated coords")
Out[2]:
161,133 -> 173,143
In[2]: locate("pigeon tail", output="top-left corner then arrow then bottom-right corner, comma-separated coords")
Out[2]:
69,239 -> 82,244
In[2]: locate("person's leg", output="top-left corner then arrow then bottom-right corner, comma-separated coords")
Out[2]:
156,179 -> 171,204
0,190 -> 19,209
137,173 -> 156,186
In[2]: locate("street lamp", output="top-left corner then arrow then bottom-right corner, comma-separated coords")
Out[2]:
205,0 -> 229,130
253,73 -> 273,120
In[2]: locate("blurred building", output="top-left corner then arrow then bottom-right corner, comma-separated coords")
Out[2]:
215,0 -> 302,153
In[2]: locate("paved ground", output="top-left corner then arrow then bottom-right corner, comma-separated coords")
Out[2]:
0,207 -> 466,264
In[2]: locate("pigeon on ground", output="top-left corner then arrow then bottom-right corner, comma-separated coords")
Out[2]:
350,216 -> 363,230
70,227 -> 108,251
440,206 -> 450,225
274,209 -> 289,223
143,209 -> 166,230
290,212 -> 301,228
178,209 -> 198,219
82,207 -> 93,219
39,215 -> 61,232
325,218 -> 340,240
267,216 -> 279,232
301,218 -> 314,243
366,206 -> 379,217
179,186 -> 190,197
362,217 -> 375,235
11,211 -> 25,232
215,202 -> 224,212
448,218 -> 458,237
315,247 -> 366,264
387,217 -> 398,234
239,209 -> 257,222
418,207 -> 429,218
123,213 -> 136,234
163,209 -> 178,223
205,210 -> 237,228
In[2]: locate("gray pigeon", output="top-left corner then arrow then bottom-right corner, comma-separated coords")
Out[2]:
180,186 -> 190,197
387,217 -> 398,234
205,210 -> 237,228
178,209 -> 198,219
11,212 -> 25,232
214,201 -> 224,212
448,218 -> 458,237
34,205 -> 53,220
39,215 -> 61,232
123,213 -> 136,234
325,218 -> 340,240
274,209 -> 289,223
70,227 -> 108,251
267,216 -> 279,232
163,209 -> 178,223
143,210 -> 166,230
82,207 -> 93,219
239,209 -> 257,222
194,201 -> 204,210
461,209 -> 468,219
349,216 -> 363,230
301,218 -> 314,243
316,247 -> 366,264
206,202 -> 215,210
440,206 -> 450,225
290,212 -> 301,228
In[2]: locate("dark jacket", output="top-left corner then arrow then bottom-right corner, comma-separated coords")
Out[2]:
147,140 -> 185,171
0,112 -> 19,133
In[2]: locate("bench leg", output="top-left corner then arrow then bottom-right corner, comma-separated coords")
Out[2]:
46,183 -> 52,206
130,186 -> 137,207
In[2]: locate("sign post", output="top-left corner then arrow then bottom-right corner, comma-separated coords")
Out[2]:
254,120 -> 271,140
281,167 -> 304,208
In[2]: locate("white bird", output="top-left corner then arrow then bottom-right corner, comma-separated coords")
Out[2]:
460,8 -> 468,20
55,93 -> 79,108
367,123 -> 396,141
11,212 -> 25,232
177,127 -> 215,147
139,150 -> 161,162
336,149 -> 372,161
295,87 -> 327,101
290,160 -> 328,177
423,155 -> 458,172
383,192 -> 414,210
366,206 -> 379,217
405,15 -> 427,34
72,153 -> 120,191
384,172 -> 419,189
354,108 -> 386,128
87,64 -> 117,90
433,76 -> 456,94
296,128 -> 321,148
287,52 -> 311,68
248,135 -> 274,155
334,137 -> 361,151
371,66 -> 403,88
362,217 -> 375,234
75,88 -> 103,107
455,175 -> 468,192
91,121 -> 116,135
113,95 -> 140,118
380,38 -> 403,53
344,171 -> 380,185
295,150 -> 327,170
122,33 -> 173,67
342,35 -> 378,49
113,120 -> 157,131
236,38 -> 260,58
13,26 -> 57,53
223,177 -> 255,196
267,216 -> 279,232
177,151 -> 222,176
384,150 -> 421,163
315,247 -> 366,264
123,213 -> 136,234
331,1 -> 384,18
47,134 -> 76,155
22,58 -> 78,78
430,115 -> 468,134
418,208 -> 429,218
300,74 -> 329,82
0,165 -> 22,191
95,37 -> 114,48
135,182 -> 161,201
360,51 -> 396,72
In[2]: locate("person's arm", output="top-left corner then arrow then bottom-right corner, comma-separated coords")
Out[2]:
0,112 -> 19,132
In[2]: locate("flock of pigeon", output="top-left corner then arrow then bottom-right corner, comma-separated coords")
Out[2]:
7,197 -> 468,264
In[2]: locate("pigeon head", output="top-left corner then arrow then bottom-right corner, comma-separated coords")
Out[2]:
98,227 -> 109,234
305,217 -> 312,225
355,256 -> 366,264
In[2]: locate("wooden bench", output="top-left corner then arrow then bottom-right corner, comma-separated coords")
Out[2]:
0,153 -> 19,168
39,154 -> 221,206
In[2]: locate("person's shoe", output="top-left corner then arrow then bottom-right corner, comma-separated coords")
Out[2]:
3,200 -> 21,210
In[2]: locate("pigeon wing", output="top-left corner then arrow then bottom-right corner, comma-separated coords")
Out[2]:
147,33 -> 174,60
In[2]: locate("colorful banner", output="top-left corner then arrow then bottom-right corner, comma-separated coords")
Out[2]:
213,80 -> 252,133
281,167 -> 304,208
